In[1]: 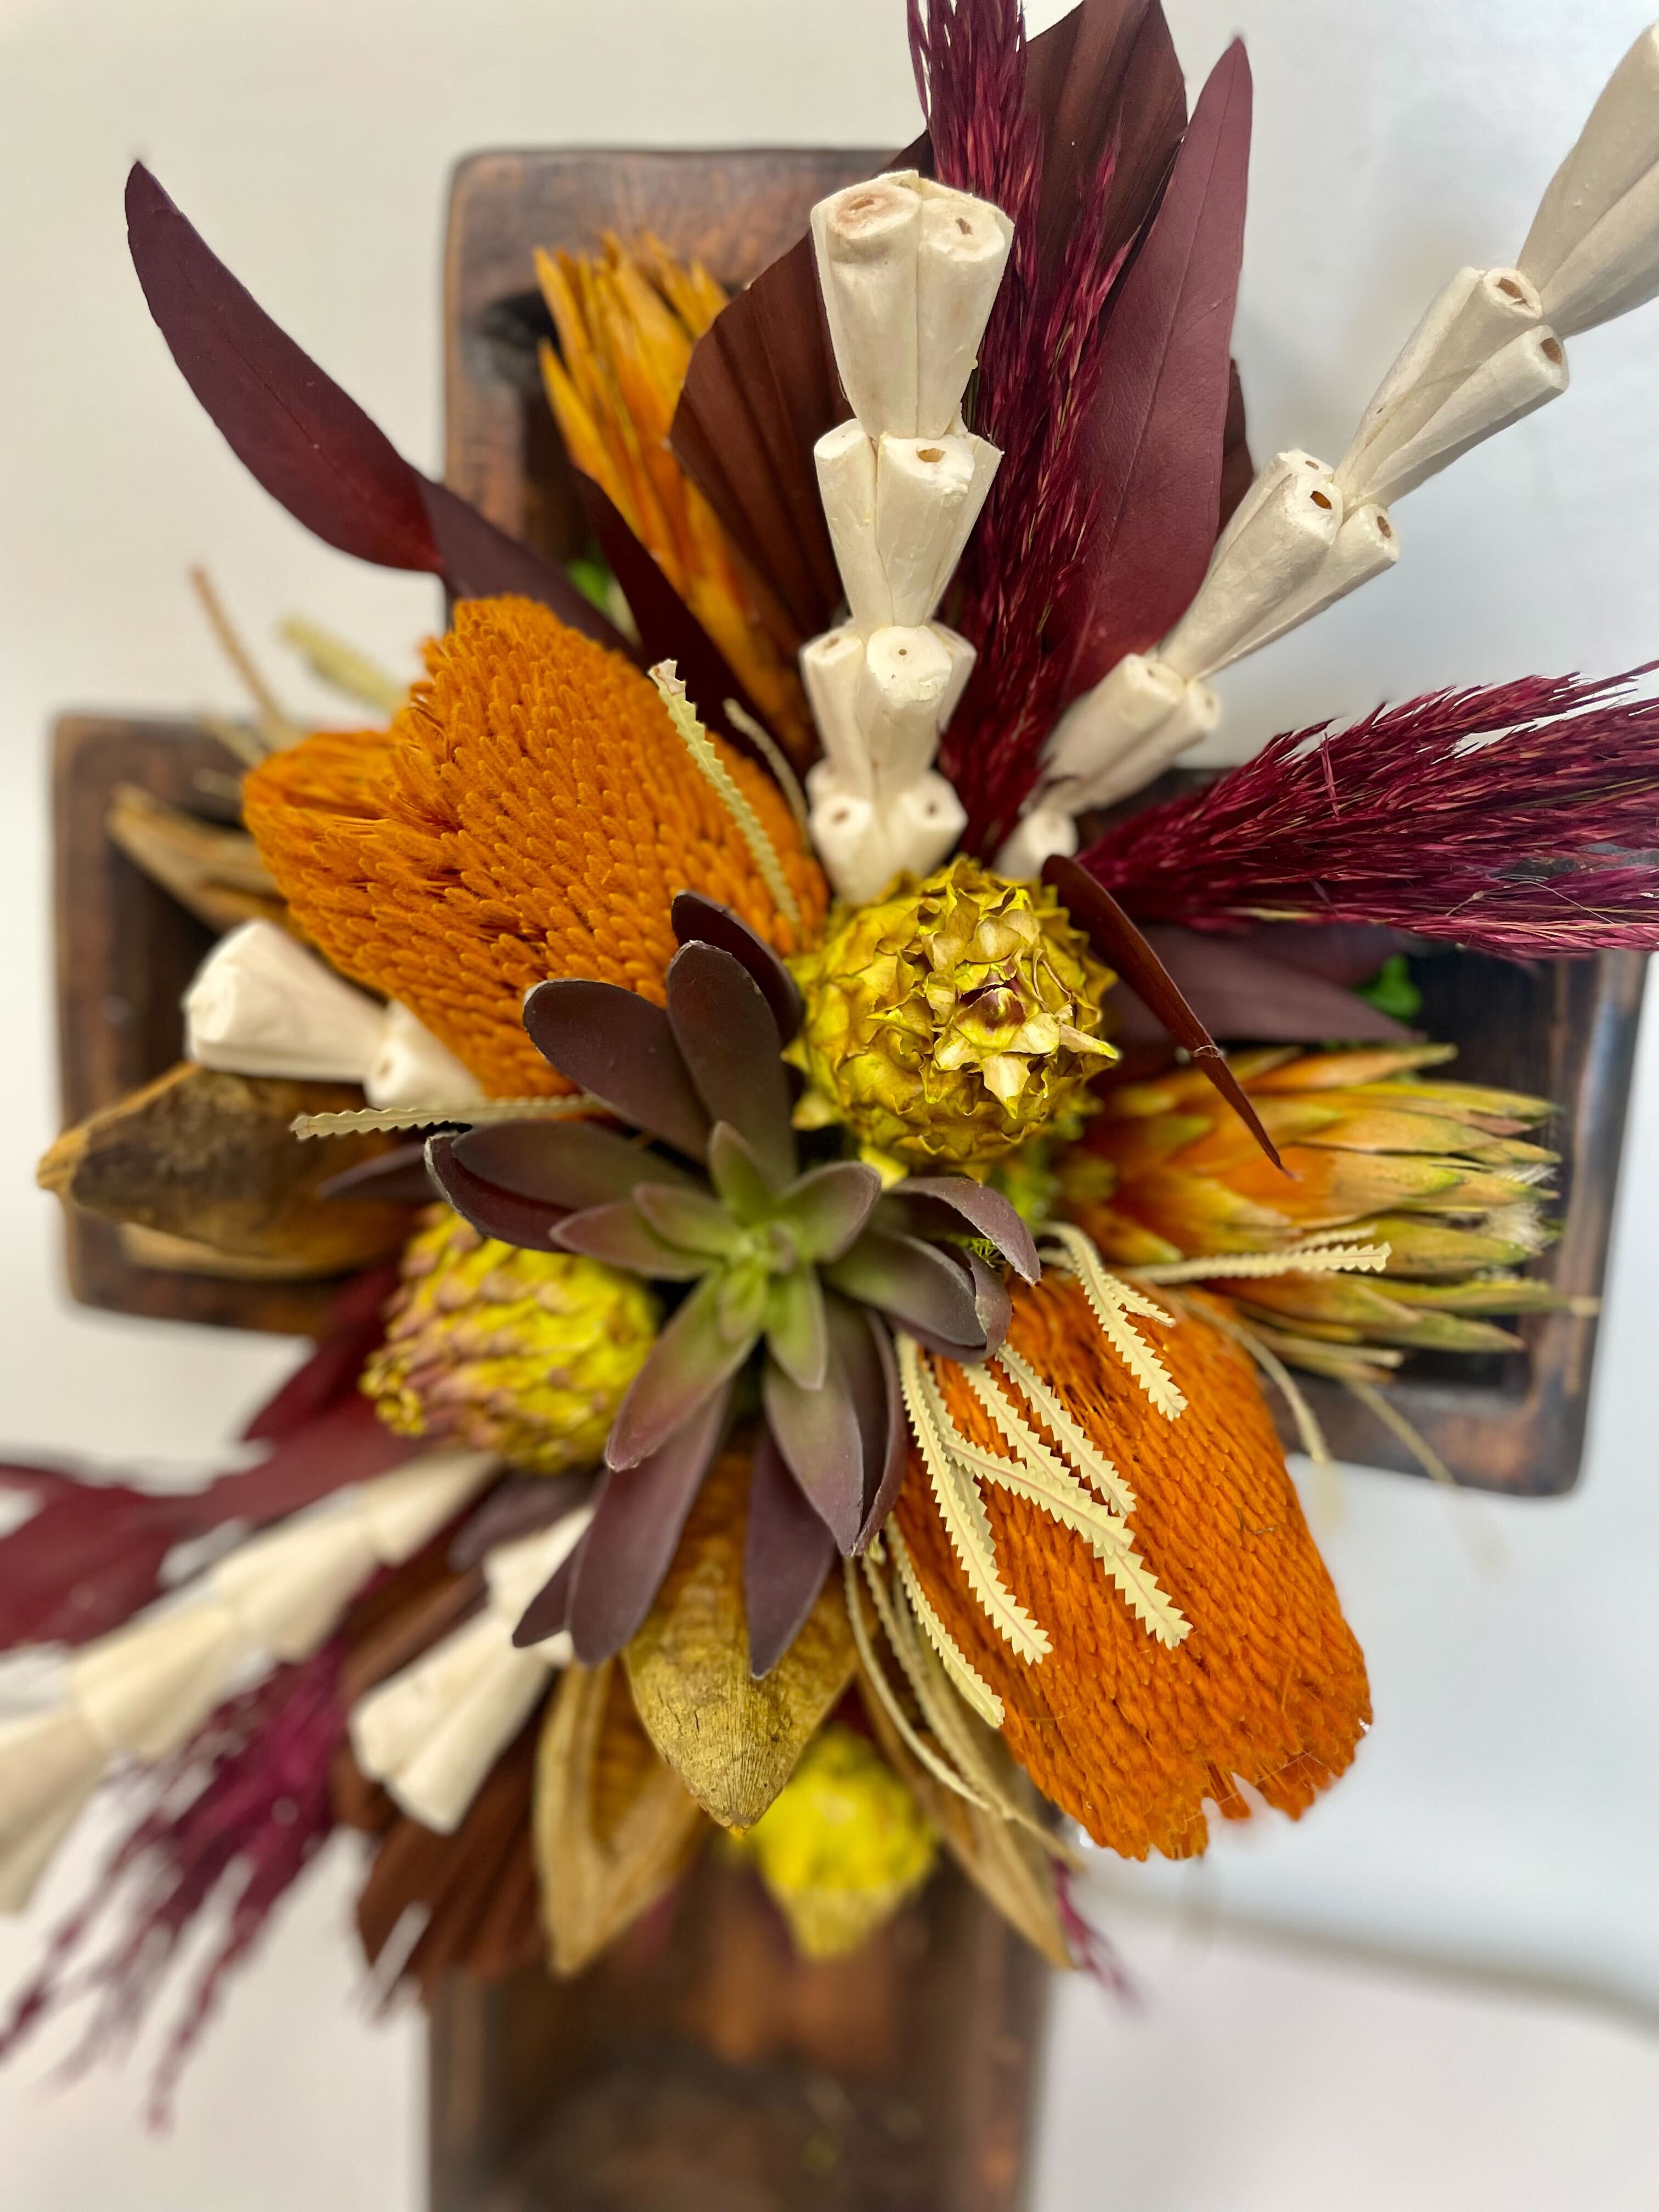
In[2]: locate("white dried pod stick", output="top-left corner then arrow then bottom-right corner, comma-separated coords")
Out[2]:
210,1512 -> 380,1663
914,181 -> 1014,434
995,803 -> 1080,882
1520,22 -> 1659,328
364,1001 -> 478,1111
805,774 -> 887,904
931,622 -> 977,729
856,624 -> 956,788
875,433 -> 996,625
185,918 -> 386,1081
1212,448 -> 1329,558
798,628 -> 871,795
1039,652 -> 1189,793
1339,266 -> 1543,495
811,173 -> 924,437
1348,326 -> 1568,508
1057,676 -> 1222,816
1227,503 -> 1401,662
66,1604 -> 244,1763
1534,161 -> 1659,335
0,1705 -> 105,1914
814,421 -> 889,631
1160,461 -> 1344,680
889,770 -> 968,874
356,1448 -> 500,1564
349,1512 -> 587,1833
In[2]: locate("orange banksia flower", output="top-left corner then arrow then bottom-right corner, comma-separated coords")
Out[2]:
244,597 -> 826,1096
538,235 -> 811,754
891,1274 -> 1370,1860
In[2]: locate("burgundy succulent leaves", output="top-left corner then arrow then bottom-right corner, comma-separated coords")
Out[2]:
471,899 -> 1040,1667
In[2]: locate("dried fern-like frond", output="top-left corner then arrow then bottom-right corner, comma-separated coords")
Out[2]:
1039,1223 -> 1187,1418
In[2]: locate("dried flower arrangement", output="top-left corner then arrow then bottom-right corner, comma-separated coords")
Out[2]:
6,0 -> 1659,2134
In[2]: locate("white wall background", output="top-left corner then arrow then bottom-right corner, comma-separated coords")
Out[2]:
3,2 -> 1658,2205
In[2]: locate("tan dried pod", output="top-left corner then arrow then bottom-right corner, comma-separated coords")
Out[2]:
623,1448 -> 856,1828
533,1658 -> 706,1978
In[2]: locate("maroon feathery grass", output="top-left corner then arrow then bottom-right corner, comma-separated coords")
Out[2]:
1080,668 -> 1659,953
0,1644 -> 345,2125
911,0 -> 1134,851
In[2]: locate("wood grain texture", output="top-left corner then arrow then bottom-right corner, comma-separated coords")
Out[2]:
428,1852 -> 1049,2212
443,149 -> 885,554
51,714 -> 349,1333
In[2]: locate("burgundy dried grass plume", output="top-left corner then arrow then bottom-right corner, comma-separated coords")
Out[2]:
1081,668 -> 1659,954
0,1646 -> 344,2126
912,0 -> 1135,849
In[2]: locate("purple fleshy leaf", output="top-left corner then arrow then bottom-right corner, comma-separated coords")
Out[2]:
512,1531 -> 585,1649
632,1182 -> 744,1260
763,1266 -> 828,1392
665,943 -> 797,1187
317,1142 -> 437,1205
567,1386 -> 731,1663
554,1199 -> 709,1279
523,981 -> 710,1161
744,1428 -> 836,1680
706,1122 -> 777,1223
773,1161 -> 883,1263
454,1120 -> 695,1207
762,1358 -> 864,1556
889,1176 -> 1041,1282
964,1250 -> 1014,1355
426,1133 -> 565,1251
825,1229 -> 986,1351
606,1276 -> 757,1470
671,892 -> 803,1042
855,1312 -> 908,1549
449,1474 -> 591,1573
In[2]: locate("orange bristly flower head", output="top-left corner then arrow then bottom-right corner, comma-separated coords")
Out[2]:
244,597 -> 826,1098
891,1276 -> 1370,1859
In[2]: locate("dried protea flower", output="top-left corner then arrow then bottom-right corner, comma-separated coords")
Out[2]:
730,1721 -> 936,1959
787,858 -> 1116,1171
537,234 -> 810,755
887,1267 -> 1371,1860
363,1207 -> 660,1475
1057,1043 -> 1562,1373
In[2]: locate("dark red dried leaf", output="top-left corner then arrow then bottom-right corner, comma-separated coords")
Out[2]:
418,480 -> 626,646
1044,856 -> 1283,1169
1111,927 -> 1413,1045
1051,39 -> 1254,695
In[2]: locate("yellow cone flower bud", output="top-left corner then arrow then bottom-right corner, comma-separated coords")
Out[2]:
731,1723 -> 936,1959
363,1207 -> 660,1475
787,859 -> 1116,1172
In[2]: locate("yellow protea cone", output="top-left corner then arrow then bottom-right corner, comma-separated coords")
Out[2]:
1058,1045 -> 1561,1370
788,859 -> 1116,1172
537,233 -> 810,754
730,1723 -> 936,1959
363,1207 -> 660,1475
